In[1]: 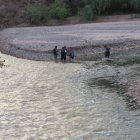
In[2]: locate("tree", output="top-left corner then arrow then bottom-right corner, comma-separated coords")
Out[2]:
129,0 -> 140,12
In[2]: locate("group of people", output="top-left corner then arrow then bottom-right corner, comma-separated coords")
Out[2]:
53,46 -> 75,62
53,45 -> 110,62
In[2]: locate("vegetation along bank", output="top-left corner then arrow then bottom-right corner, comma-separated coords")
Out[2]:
1,0 -> 140,28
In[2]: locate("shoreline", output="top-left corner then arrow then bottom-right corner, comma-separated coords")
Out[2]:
1,20 -> 140,61
0,39 -> 140,61
120,79 -> 140,109
0,39 -> 140,109
0,21 -> 140,109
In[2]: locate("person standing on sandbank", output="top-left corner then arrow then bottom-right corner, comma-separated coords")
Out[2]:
104,45 -> 110,59
61,46 -> 67,62
68,47 -> 75,62
53,46 -> 58,62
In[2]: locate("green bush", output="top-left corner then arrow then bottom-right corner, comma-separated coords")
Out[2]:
27,3 -> 45,24
92,0 -> 111,15
78,4 -> 96,20
49,7 -> 69,19
48,0 -> 69,19
129,0 -> 140,12
78,0 -> 111,20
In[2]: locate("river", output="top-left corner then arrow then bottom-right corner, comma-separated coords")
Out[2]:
0,50 -> 140,140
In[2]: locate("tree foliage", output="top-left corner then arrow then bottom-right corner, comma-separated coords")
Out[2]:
27,3 -> 45,24
48,0 -> 69,19
78,4 -> 95,20
76,0 -> 140,19
27,0 -> 140,21
129,0 -> 140,12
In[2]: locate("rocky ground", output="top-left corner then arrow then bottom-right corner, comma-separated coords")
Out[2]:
0,21 -> 140,60
127,79 -> 140,107
120,79 -> 140,108
0,21 -> 140,108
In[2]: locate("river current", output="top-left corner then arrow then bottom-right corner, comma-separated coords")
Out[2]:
0,52 -> 140,140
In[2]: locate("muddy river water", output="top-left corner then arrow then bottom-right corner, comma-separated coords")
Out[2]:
0,48 -> 140,140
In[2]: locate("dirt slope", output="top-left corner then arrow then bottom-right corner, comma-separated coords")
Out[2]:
0,0 -> 48,29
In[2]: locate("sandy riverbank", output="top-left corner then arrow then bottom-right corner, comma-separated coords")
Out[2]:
0,21 -> 140,108
0,21 -> 140,60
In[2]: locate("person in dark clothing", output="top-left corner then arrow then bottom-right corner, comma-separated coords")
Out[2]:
104,45 -> 110,58
61,46 -> 67,62
53,46 -> 58,61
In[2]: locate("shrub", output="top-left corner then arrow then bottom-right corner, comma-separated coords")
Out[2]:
78,4 -> 96,20
92,0 -> 111,15
27,3 -> 45,24
49,7 -> 69,19
48,0 -> 69,19
128,0 -> 140,12
78,0 -> 111,20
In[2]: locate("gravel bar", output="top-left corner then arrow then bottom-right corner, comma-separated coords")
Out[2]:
0,21 -> 140,60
